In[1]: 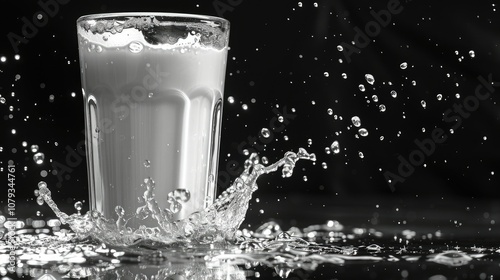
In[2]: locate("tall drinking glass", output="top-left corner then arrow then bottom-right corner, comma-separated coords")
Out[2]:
76,13 -> 229,229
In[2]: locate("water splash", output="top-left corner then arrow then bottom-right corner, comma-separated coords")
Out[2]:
36,149 -> 315,247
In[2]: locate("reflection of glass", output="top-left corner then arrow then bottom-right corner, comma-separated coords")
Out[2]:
76,13 -> 229,227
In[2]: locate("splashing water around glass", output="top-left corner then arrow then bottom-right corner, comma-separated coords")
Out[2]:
37,148 -> 316,246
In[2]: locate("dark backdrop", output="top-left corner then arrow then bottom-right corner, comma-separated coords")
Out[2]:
1,0 -> 500,233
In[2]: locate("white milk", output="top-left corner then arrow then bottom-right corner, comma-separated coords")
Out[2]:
78,20 -> 228,227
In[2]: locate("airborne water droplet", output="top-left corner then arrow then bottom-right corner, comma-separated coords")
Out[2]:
128,41 -> 144,53
261,128 -> 271,138
379,104 -> 386,112
365,74 -> 375,85
351,116 -> 361,127
227,96 -> 235,103
469,50 -> 475,58
331,140 -> 340,154
337,45 -> 343,51
74,201 -> 83,212
242,104 -> 248,110
144,160 -> 151,168
436,94 -> 443,100
327,108 -> 333,115
421,100 -> 427,108
31,145 -> 38,153
358,151 -> 365,158
400,62 -> 408,69
372,95 -> 379,102
390,90 -> 397,98
359,128 -> 369,137
261,156 -> 269,164
33,152 -> 45,164
341,73 -> 347,79
37,196 -> 44,206
323,72 -> 329,77
358,84 -> 366,92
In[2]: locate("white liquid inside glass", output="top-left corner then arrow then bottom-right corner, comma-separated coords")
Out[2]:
78,26 -> 228,227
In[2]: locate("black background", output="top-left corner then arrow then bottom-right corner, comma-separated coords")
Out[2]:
1,0 -> 500,233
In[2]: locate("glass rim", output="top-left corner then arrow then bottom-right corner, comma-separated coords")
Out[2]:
77,12 -> 229,25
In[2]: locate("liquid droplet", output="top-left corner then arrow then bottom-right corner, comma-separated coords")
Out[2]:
359,128 -> 369,137
172,189 -> 191,203
115,205 -> 125,217
337,45 -> 343,51
379,104 -> 386,112
33,152 -> 45,164
31,145 -> 39,153
74,201 -> 83,211
436,94 -> 443,100
169,199 -> 182,213
128,41 -> 144,53
327,108 -> 333,115
323,72 -> 329,77
242,104 -> 248,110
358,84 -> 366,92
341,73 -> 347,79
331,140 -> 340,154
390,90 -> 397,98
421,100 -> 427,108
261,128 -> 271,138
351,116 -> 361,127
469,50 -> 475,58
372,95 -> 379,102
37,196 -> 44,206
227,96 -> 235,103
400,62 -> 408,69
261,156 -> 269,165
144,160 -> 151,168
358,151 -> 365,158
0,97 -> 5,104
365,74 -> 375,85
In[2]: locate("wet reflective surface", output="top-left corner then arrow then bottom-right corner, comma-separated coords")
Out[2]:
3,213 -> 500,279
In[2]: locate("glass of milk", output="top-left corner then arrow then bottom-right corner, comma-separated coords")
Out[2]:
76,13 -> 229,228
